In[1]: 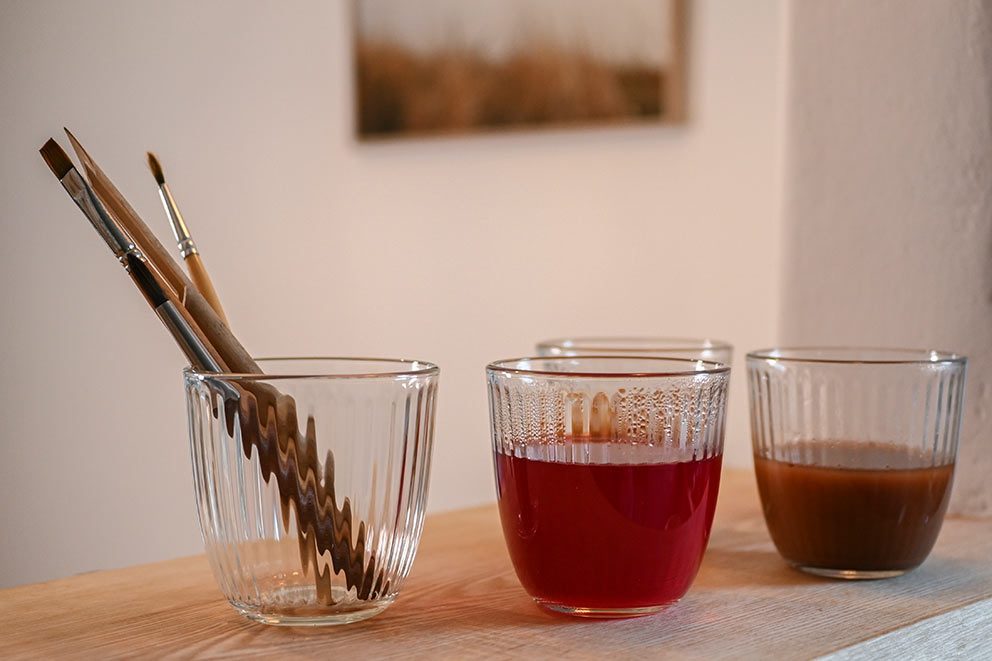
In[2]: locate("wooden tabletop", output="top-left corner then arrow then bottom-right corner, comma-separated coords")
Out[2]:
2,470 -> 990,659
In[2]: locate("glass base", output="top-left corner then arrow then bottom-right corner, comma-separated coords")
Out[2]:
231,589 -> 395,626
792,564 -> 912,580
535,598 -> 677,619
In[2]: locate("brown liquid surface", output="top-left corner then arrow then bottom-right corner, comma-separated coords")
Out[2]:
754,441 -> 954,572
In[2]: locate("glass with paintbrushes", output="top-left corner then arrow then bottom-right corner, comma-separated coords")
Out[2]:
40,132 -> 440,625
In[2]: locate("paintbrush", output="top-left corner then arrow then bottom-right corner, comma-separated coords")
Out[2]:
40,138 -> 140,263
40,139 -> 226,372
63,129 -> 259,375
146,152 -> 229,325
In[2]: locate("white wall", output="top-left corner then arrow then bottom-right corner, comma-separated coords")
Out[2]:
0,0 -> 787,587
781,1 -> 992,514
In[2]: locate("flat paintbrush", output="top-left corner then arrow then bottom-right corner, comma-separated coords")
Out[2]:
146,152 -> 229,325
40,138 -> 140,263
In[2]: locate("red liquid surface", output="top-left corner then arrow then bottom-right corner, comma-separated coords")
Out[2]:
495,443 -> 722,610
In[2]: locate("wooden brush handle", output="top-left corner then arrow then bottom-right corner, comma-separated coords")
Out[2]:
65,130 -> 259,375
184,253 -> 229,326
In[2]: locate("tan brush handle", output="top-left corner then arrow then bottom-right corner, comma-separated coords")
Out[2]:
184,252 -> 229,326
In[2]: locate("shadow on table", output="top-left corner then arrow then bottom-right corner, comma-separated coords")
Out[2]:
851,555 -> 992,599
695,547 -> 825,588
224,550 -> 992,649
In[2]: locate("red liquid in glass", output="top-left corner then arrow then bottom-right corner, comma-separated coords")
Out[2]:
495,442 -> 722,611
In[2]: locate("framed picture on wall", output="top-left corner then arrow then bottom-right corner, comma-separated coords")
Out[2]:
353,0 -> 688,139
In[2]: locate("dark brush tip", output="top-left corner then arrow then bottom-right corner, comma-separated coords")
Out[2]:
125,253 -> 168,308
146,152 -> 165,185
39,138 -> 74,179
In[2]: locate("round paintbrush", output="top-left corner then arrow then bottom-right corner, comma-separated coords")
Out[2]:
146,152 -> 230,326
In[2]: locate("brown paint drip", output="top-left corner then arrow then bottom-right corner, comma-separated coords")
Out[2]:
220,383 -> 387,605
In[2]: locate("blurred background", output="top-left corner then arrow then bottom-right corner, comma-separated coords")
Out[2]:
0,0 -> 988,589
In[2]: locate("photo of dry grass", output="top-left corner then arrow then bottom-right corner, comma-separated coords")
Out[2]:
354,0 -> 686,138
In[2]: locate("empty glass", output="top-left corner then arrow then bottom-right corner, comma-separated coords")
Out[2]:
747,348 -> 967,579
185,357 -> 439,625
487,356 -> 730,618
536,337 -> 733,365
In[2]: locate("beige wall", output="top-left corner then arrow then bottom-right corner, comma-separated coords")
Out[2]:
0,0 -> 786,587
781,0 -> 992,515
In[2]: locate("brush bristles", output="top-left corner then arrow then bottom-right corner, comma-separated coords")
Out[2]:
40,139 -> 74,180
146,152 -> 165,185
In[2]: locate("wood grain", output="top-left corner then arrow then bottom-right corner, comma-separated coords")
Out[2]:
1,470 -> 990,659
823,598 -> 992,660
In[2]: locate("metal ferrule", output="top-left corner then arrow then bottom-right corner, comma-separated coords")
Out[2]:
177,237 -> 198,259
156,300 -> 222,372
158,183 -> 199,258
123,250 -> 229,383
61,170 -> 140,261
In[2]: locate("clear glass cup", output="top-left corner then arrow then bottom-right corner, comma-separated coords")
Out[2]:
747,347 -> 967,579
185,357 -> 440,625
487,356 -> 730,618
536,336 -> 733,365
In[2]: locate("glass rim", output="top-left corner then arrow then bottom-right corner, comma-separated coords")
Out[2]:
536,336 -> 733,353
487,355 -> 730,378
184,356 -> 440,381
746,346 -> 967,366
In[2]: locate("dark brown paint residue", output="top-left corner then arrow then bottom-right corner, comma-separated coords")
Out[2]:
222,384 -> 386,605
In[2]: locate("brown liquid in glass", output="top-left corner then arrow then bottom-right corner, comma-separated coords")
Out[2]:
754,441 -> 954,572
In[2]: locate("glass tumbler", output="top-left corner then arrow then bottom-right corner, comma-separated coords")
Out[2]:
536,337 -> 733,365
487,356 -> 730,618
747,348 -> 967,579
185,357 -> 439,625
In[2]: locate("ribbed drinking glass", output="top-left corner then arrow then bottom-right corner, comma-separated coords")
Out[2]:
185,357 -> 439,625
487,356 -> 730,618
747,348 -> 967,579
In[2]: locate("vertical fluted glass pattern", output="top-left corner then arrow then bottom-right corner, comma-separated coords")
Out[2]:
747,349 -> 966,466
185,358 -> 439,626
488,357 -> 730,463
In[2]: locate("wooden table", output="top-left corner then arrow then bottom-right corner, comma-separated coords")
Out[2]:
2,470 -> 990,659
